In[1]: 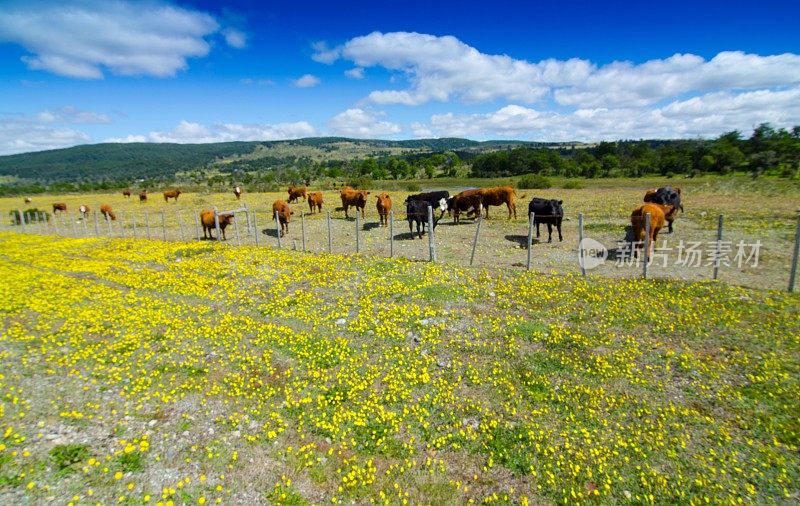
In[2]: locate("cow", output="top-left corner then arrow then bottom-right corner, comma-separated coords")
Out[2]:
643,187 -> 683,233
288,185 -> 307,203
478,186 -> 522,219
234,186 -> 242,200
163,189 -> 182,202
447,190 -> 483,223
376,193 -> 392,227
340,187 -> 370,218
100,204 -> 116,221
528,198 -> 564,243
79,205 -> 90,219
631,203 -> 673,257
24,197 -> 32,204
52,203 -> 67,214
307,191 -> 324,214
406,200 -> 441,239
122,189 -> 131,198
139,191 -> 147,202
200,209 -> 234,240
404,191 -> 450,220
273,200 -> 293,237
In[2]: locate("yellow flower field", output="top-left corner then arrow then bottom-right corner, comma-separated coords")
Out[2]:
0,231 -> 798,505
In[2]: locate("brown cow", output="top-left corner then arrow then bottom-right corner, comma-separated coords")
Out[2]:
287,185 -> 307,203
631,203 -> 673,257
273,200 -> 293,237
376,193 -> 391,227
340,187 -> 370,218
447,190 -> 483,223
644,187 -> 683,233
478,186 -> 521,219
53,203 -> 67,214
307,191 -> 324,214
163,189 -> 182,202
233,186 -> 242,200
122,189 -> 131,198
24,197 -> 32,204
139,191 -> 147,202
200,209 -> 234,240
100,204 -> 116,221
79,205 -> 90,218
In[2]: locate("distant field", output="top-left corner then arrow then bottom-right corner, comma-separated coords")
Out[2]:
0,232 -> 798,505
2,176 -> 798,290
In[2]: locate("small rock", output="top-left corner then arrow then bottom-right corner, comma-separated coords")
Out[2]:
437,358 -> 450,368
208,428 -> 214,435
248,421 -> 259,430
489,292 -> 496,298
182,431 -> 189,437
462,418 -> 479,430
624,490 -> 632,500
232,430 -> 241,438
148,420 -> 157,427
45,434 -> 58,441
335,318 -> 347,326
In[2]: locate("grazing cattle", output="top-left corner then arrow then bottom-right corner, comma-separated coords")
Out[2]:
122,189 -> 131,198
288,185 -> 307,203
404,191 -> 450,220
406,200 -> 440,239
631,203 -> 673,256
79,205 -> 90,218
24,197 -> 32,204
528,198 -> 564,243
307,191 -> 324,214
163,189 -> 182,202
273,200 -> 293,237
644,187 -> 683,233
139,191 -> 147,202
340,187 -> 370,218
52,203 -> 67,214
100,204 -> 116,221
447,190 -> 483,223
376,193 -> 392,227
478,186 -> 522,219
233,186 -> 242,200
200,209 -> 234,240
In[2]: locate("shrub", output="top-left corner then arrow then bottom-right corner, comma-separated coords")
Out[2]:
518,174 -> 552,189
50,444 -> 90,471
561,180 -> 585,189
347,176 -> 373,189
405,182 -> 421,192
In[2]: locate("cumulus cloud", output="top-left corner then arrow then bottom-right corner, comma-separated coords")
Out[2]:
294,74 -> 321,88
0,0 -> 237,79
345,67 -> 365,79
222,28 -> 247,49
413,86 -> 800,141
317,31 -> 800,112
311,41 -> 340,64
327,108 -> 401,138
108,120 -> 317,144
0,115 -> 91,155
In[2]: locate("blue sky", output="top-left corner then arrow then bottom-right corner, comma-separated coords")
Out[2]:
1,0 -> 799,155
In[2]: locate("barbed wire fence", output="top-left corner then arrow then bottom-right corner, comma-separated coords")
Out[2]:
5,204 -> 800,293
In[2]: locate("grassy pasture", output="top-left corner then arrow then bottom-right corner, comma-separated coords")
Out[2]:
0,231 -> 798,505
2,176 -> 798,290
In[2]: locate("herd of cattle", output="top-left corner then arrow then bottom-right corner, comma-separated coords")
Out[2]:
27,183 -> 683,250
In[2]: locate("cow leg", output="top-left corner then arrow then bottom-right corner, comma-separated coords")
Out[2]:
547,223 -> 553,243
408,220 -> 413,237
557,222 -> 563,242
536,221 -> 541,238
667,218 -> 674,234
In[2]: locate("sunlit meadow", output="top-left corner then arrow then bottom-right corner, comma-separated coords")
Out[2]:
0,231 -> 798,505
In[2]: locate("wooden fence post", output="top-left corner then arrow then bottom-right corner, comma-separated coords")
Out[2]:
355,210 -> 361,253
526,212 -> 534,270
327,211 -> 332,253
275,210 -> 282,248
233,211 -> 241,246
93,211 -> 100,236
713,214 -> 724,280
578,213 -> 586,277
643,212 -> 651,279
389,210 -> 394,258
470,215 -> 482,267
193,212 -> 200,240
301,210 -> 306,252
145,211 -> 151,240
252,211 -> 259,246
213,206 -> 221,241
788,211 -> 800,292
427,205 -> 436,262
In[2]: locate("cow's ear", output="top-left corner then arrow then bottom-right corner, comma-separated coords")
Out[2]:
558,200 -> 563,205
674,187 -> 681,194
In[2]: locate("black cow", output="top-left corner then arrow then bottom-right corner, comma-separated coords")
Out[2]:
643,187 -> 683,233
528,198 -> 564,243
406,200 -> 440,239
405,191 -> 450,219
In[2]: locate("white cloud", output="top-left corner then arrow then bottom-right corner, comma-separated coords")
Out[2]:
0,0 -> 225,78
240,78 -> 275,86
0,115 -> 91,155
294,74 -> 321,88
110,120 -> 317,144
327,108 -> 401,138
222,28 -> 246,49
414,87 -> 800,141
345,67 -> 365,79
37,106 -> 111,124
311,41 -> 340,64
319,31 -> 800,111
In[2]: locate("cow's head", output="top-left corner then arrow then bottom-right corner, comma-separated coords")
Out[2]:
438,198 -> 448,212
